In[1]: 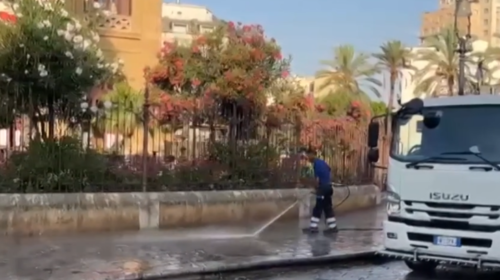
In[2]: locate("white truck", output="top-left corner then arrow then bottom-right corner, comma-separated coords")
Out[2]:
367,95 -> 500,272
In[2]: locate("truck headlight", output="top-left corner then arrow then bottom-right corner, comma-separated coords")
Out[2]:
387,191 -> 401,216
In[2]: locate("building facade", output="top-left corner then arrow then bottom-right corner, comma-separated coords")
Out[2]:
294,76 -> 338,99
161,2 -> 218,46
421,0 -> 500,47
420,1 -> 483,42
71,0 -> 163,89
0,0 -> 163,89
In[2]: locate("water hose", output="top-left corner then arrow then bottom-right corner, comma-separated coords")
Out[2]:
329,182 -> 383,231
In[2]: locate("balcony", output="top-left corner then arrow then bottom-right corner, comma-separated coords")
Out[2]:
96,14 -> 131,31
83,0 -> 133,34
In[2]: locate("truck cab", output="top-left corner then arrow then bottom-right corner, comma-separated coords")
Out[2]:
367,95 -> 500,272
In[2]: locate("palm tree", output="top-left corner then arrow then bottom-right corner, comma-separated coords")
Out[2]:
415,27 -> 499,96
316,45 -> 382,98
93,82 -> 144,152
468,45 -> 500,93
373,40 -> 412,113
413,27 -> 478,96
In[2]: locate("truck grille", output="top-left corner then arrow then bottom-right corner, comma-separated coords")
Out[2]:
388,216 -> 500,232
404,201 -> 500,219
392,201 -> 500,232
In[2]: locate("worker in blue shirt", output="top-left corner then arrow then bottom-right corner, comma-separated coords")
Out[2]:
302,148 -> 337,234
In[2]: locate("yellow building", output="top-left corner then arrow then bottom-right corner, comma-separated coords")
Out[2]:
69,0 -> 163,89
0,0 -> 163,89
295,76 -> 337,99
68,0 -> 164,154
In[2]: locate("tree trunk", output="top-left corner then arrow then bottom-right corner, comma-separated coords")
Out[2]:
448,78 -> 454,96
386,72 -> 397,135
93,136 -> 105,152
382,72 -> 397,168
209,106 -> 216,144
48,98 -> 55,140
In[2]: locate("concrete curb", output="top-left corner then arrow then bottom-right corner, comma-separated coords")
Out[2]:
139,250 -> 376,279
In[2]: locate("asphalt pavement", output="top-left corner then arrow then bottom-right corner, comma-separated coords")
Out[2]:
1,206 -> 384,280
196,260 -> 500,280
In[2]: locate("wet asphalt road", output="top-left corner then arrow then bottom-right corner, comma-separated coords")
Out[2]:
194,260 -> 500,280
2,207 -> 384,280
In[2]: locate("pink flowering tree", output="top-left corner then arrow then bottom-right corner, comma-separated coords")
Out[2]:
146,21 -> 290,140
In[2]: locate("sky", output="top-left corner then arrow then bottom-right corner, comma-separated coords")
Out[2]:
182,0 -> 438,75
174,0 -> 439,101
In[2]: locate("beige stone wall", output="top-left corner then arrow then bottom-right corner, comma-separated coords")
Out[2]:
0,185 -> 381,236
67,0 -> 163,90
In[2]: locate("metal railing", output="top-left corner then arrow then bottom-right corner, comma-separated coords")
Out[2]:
0,87 -> 377,193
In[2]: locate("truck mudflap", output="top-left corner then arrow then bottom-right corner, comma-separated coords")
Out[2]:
377,249 -> 500,269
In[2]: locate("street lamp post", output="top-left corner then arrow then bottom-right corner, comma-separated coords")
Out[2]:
455,0 -> 472,96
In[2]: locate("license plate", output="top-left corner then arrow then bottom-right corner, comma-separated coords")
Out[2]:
433,236 -> 461,247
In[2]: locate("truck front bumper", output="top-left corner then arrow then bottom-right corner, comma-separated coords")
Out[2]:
378,219 -> 500,268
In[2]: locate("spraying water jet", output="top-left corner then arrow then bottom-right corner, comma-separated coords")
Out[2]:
250,200 -> 301,237
249,184 -> 351,237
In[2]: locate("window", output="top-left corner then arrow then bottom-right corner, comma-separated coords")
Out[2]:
391,106 -> 500,163
172,23 -> 188,33
484,8 -> 490,14
199,26 -> 213,34
416,121 -> 423,133
485,29 -> 489,35
309,82 -> 315,93
485,19 -> 489,24
176,38 -> 192,46
86,0 -> 132,16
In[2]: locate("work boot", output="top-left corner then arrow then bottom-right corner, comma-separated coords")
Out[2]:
323,227 -> 338,235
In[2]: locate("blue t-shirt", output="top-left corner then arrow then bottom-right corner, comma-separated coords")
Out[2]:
313,158 -> 331,188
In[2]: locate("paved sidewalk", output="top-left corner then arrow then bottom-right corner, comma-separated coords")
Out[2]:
1,206 -> 384,280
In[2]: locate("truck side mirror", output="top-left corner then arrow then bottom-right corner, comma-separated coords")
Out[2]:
367,122 -> 379,148
367,148 -> 379,163
423,111 -> 441,129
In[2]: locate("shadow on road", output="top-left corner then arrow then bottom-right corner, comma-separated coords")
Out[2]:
404,266 -> 500,280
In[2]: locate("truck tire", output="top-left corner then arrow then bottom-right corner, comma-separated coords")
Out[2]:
404,260 -> 438,273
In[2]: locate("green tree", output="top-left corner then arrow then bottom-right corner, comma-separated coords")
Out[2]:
93,82 -> 144,151
370,101 -> 387,116
373,40 -> 412,114
414,28 -> 459,96
318,90 -> 353,117
0,0 -> 121,140
98,83 -> 143,137
468,46 -> 500,92
413,27 -> 497,96
315,45 -> 382,98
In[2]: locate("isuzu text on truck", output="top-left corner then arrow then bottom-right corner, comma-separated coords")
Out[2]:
367,95 -> 500,272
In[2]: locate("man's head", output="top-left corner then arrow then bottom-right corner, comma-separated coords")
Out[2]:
301,147 -> 317,163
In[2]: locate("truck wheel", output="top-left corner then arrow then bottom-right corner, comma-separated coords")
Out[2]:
404,260 -> 438,273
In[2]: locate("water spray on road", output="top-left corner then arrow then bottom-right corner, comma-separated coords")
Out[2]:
250,183 -> 383,237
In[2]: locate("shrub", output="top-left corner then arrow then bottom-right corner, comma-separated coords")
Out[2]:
0,136 -> 113,192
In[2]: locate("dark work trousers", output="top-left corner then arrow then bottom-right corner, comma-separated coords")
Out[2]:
309,186 -> 336,229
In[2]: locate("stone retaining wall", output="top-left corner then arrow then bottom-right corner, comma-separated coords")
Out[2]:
0,185 -> 381,235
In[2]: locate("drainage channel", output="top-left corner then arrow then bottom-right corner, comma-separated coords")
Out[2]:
167,259 -> 500,280
166,256 -> 391,280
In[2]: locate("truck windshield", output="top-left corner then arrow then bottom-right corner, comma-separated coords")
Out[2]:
391,105 -> 500,164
